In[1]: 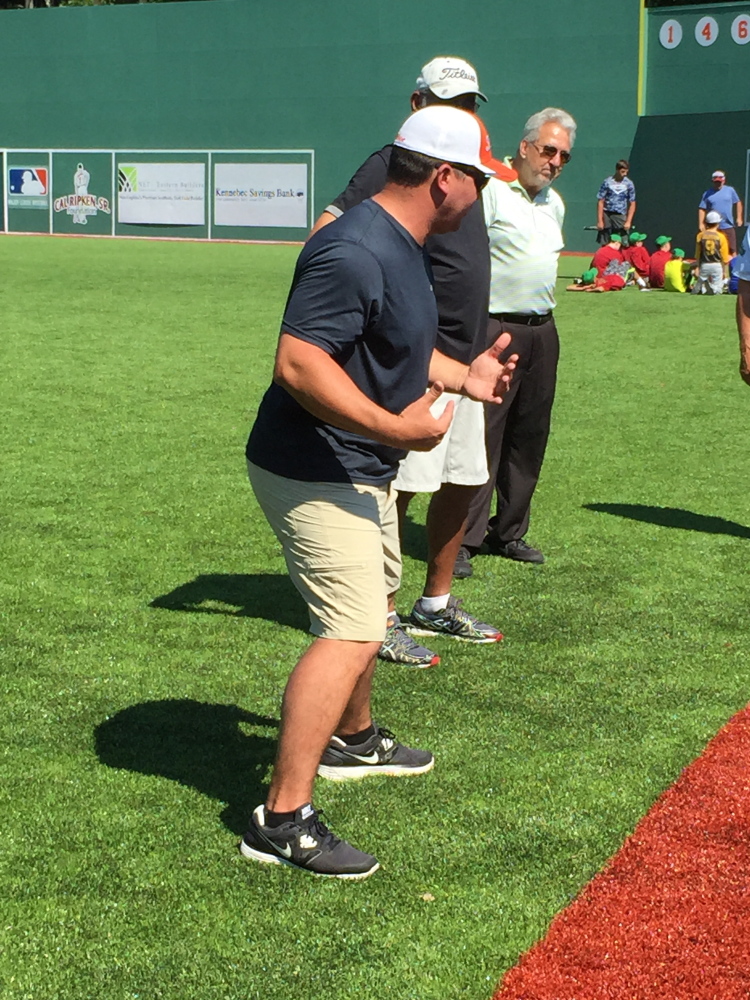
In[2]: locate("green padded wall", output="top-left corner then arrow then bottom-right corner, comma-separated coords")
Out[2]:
0,0 -> 643,251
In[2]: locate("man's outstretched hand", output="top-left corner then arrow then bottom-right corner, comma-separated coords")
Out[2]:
463,331 -> 519,404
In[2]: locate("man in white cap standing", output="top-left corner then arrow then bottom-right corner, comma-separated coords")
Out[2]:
699,170 -> 743,254
310,57 -> 517,668
242,106 -> 517,879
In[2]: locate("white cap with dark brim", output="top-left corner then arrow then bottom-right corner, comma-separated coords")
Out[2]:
415,56 -> 488,102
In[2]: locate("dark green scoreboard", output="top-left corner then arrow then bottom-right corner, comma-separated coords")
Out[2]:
645,2 -> 750,115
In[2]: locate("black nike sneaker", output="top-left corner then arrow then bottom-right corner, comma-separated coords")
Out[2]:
317,725 -> 434,781
240,803 -> 379,880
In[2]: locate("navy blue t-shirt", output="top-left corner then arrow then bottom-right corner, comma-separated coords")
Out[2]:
328,144 -> 490,365
246,199 -> 438,484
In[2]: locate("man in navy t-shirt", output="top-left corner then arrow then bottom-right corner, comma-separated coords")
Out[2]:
241,106 -> 518,880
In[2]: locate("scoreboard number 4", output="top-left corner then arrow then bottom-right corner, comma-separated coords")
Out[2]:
732,14 -> 750,45
659,19 -> 682,49
695,16 -> 718,46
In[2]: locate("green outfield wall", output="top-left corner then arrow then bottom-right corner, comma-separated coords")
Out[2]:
0,0 -> 643,251
2,0 -> 745,255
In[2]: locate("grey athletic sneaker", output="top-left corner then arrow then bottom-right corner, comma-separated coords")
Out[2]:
317,726 -> 434,781
404,596 -> 503,644
240,803 -> 379,880
378,616 -> 440,667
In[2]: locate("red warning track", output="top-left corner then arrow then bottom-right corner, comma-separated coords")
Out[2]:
494,704 -> 750,1000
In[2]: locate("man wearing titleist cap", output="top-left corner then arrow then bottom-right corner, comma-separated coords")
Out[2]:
311,56 -> 517,668
699,170 -> 743,254
459,108 -> 576,570
242,106 -> 518,879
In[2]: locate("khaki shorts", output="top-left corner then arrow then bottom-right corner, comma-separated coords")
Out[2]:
247,462 -> 401,642
393,392 -> 488,493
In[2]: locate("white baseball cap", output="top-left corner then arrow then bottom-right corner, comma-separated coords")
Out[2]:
415,56 -> 487,102
712,170 -> 726,180
394,106 -> 508,177
706,210 -> 722,224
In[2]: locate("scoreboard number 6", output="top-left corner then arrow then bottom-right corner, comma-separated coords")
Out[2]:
696,16 -> 719,46
732,14 -> 750,44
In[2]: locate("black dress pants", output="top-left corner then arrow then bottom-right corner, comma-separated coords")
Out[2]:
463,315 -> 560,550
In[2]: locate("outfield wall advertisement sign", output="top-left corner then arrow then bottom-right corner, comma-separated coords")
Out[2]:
8,167 -> 49,209
214,163 -> 308,228
118,162 -> 205,226
53,161 -> 111,226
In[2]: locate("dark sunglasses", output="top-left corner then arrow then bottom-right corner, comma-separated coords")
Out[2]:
530,141 -> 571,165
448,162 -> 491,193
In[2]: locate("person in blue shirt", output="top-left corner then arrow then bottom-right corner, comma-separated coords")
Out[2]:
699,170 -> 743,254
596,159 -> 636,246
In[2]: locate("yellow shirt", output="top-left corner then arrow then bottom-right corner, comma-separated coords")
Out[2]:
663,259 -> 689,293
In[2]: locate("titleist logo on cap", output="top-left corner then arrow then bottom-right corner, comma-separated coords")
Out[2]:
439,67 -> 477,82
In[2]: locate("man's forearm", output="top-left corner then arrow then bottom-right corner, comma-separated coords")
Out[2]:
698,209 -> 706,231
428,350 -> 468,394
274,333 -> 399,443
625,202 -> 636,228
596,199 -> 605,228
737,200 -> 744,227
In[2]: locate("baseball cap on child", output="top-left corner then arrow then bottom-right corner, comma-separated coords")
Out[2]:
394,106 -> 505,177
610,233 -> 623,242
656,235 -> 672,246
673,248 -> 685,258
415,57 -> 488,102
705,211 -> 722,225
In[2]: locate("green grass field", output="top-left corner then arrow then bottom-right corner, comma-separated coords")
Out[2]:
2,234 -> 749,1000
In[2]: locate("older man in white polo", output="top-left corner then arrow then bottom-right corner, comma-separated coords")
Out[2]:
457,107 -> 576,571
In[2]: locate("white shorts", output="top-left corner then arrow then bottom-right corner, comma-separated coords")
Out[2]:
393,392 -> 488,493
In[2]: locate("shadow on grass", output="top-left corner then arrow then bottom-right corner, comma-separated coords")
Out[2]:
584,503 -> 750,538
400,512 -> 428,563
94,699 -> 278,834
150,573 -> 308,630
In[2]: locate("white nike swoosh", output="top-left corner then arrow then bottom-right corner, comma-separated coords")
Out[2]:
277,843 -> 293,858
347,751 -> 380,764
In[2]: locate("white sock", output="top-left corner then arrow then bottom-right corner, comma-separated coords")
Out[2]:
386,611 -> 398,625
419,593 -> 450,613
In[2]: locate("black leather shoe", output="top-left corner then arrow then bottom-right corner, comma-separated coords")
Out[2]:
490,538 -> 545,564
452,545 -> 474,579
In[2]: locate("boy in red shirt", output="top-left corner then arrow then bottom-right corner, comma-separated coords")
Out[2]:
591,233 -> 624,275
649,235 -> 672,288
624,232 -> 650,278
566,266 -> 626,292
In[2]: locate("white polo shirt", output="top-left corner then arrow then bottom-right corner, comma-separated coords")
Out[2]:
483,160 -> 565,315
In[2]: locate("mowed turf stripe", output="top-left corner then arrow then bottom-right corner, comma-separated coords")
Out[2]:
494,704 -> 750,1000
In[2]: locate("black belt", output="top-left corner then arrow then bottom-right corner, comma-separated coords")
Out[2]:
490,311 -> 553,327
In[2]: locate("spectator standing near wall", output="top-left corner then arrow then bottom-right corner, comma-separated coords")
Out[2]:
699,170 -> 743,254
596,160 -> 636,246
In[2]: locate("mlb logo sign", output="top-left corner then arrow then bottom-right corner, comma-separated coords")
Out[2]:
9,167 -> 48,195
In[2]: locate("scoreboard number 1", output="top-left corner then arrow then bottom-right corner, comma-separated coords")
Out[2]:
695,16 -> 719,46
732,14 -> 750,44
659,19 -> 682,49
